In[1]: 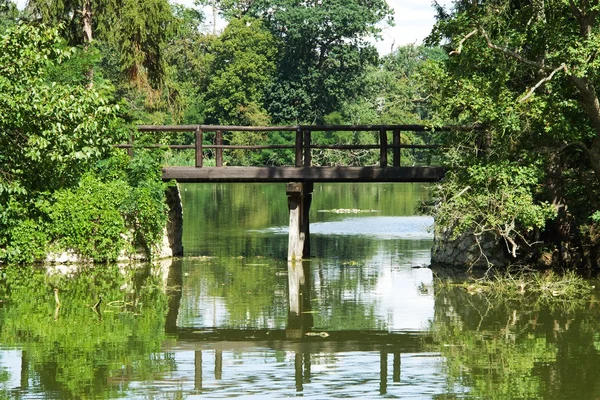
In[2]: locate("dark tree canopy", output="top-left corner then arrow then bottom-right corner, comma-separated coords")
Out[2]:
425,0 -> 600,267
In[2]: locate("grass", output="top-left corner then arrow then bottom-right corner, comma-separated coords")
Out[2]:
436,269 -> 594,310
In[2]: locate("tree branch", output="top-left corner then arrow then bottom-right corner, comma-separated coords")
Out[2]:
519,63 -> 567,102
479,28 -> 545,70
449,29 -> 477,55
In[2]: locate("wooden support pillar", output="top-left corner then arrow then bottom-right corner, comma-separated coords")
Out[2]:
287,261 -> 304,320
286,182 -> 313,261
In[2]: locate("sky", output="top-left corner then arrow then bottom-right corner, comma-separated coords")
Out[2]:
15,0 -> 453,55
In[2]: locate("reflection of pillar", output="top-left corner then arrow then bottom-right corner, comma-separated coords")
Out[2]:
304,353 -> 311,383
295,353 -> 303,392
287,261 -> 313,338
380,351 -> 388,395
287,182 -> 313,260
20,350 -> 29,390
393,352 -> 401,382
195,351 -> 202,391
215,350 -> 222,380
165,259 -> 183,333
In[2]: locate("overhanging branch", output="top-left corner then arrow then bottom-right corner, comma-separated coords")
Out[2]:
519,63 -> 568,102
449,29 -> 478,55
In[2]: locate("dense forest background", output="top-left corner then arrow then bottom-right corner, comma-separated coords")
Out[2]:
3,0 -> 600,270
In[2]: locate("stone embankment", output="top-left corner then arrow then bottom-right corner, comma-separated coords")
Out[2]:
430,224 -> 508,269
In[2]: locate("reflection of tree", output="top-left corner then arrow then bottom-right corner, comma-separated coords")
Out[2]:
0,264 -> 171,399
178,256 -> 407,332
179,183 -> 432,258
179,258 -> 289,329
310,259 -> 382,331
432,284 -> 600,399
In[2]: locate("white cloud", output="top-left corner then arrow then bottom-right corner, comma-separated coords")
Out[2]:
374,0 -> 453,54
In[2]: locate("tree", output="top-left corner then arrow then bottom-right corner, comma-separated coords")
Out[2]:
0,23 -> 124,263
202,0 -> 393,123
425,0 -> 600,267
0,23 -> 123,197
24,0 -> 175,88
202,16 -> 277,125
0,0 -> 19,30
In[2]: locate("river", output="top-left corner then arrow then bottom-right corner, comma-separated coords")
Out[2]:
0,183 -> 599,398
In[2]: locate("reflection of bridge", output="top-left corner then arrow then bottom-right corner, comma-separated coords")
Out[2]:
120,124 -> 452,259
164,259 -> 433,395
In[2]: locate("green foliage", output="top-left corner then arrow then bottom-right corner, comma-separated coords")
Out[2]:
25,0 -> 175,89
207,0 -> 393,123
422,0 -> 600,266
433,161 -> 556,258
0,211 -> 50,264
50,174 -> 128,262
202,17 -> 277,124
49,151 -> 169,262
0,23 -> 131,264
0,0 -> 18,30
0,23 -> 124,198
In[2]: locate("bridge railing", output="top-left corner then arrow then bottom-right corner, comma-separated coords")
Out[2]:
117,125 -> 449,168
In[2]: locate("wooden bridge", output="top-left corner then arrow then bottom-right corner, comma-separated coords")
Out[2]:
119,124 -> 452,260
121,124 -> 448,183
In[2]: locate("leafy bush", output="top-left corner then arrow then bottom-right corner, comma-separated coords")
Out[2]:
50,174 -> 129,262
49,151 -> 169,262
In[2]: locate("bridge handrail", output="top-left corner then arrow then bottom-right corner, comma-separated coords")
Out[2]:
118,124 -> 464,168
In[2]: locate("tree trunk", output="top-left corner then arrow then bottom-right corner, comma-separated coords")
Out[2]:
545,152 -> 580,267
82,0 -> 94,87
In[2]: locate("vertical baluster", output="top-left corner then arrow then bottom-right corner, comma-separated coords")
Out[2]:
380,128 -> 388,167
127,133 -> 134,157
393,129 -> 400,167
195,127 -> 203,168
303,129 -> 311,167
295,127 -> 303,167
215,130 -> 223,167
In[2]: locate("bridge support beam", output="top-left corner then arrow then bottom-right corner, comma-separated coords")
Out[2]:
286,182 -> 313,261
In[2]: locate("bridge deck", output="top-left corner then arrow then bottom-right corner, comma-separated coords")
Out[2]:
162,166 -> 445,183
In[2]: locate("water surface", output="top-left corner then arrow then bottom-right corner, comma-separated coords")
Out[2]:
1,183 -> 599,399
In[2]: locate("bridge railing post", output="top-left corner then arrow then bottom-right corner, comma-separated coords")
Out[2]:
215,130 -> 223,167
195,127 -> 203,168
295,128 -> 303,167
379,128 -> 388,167
393,129 -> 400,167
127,134 -> 134,157
303,129 -> 311,167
